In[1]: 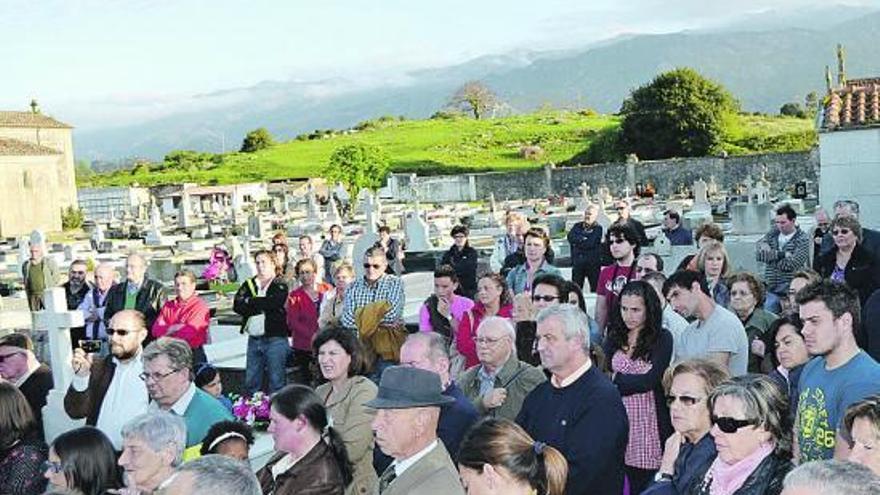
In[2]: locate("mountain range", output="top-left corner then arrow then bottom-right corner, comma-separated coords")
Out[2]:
75,5 -> 880,162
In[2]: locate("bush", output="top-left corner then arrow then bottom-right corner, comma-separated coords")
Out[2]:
240,128 -> 274,153
779,103 -> 808,118
61,206 -> 85,230
620,68 -> 739,159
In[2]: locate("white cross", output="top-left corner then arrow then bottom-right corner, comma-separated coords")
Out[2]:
32,287 -> 85,390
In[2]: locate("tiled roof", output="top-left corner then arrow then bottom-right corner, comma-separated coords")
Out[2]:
822,78 -> 880,131
0,111 -> 72,129
0,137 -> 61,156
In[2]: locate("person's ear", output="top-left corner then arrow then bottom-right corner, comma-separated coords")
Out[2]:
482,464 -> 501,489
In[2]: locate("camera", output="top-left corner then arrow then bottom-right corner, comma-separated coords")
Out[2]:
80,339 -> 103,354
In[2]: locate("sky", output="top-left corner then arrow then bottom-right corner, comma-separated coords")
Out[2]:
1,0 -> 874,129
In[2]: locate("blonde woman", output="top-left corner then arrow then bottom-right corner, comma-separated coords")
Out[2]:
696,240 -> 731,308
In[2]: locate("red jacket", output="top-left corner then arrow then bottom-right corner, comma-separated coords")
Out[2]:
286,283 -> 331,351
152,296 -> 211,348
456,303 -> 514,368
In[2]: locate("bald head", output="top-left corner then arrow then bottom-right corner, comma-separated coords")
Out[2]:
108,310 -> 148,360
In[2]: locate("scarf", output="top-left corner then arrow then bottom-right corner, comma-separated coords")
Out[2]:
706,441 -> 774,495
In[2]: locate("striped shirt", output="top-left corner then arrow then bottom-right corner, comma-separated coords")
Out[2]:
340,274 -> 405,329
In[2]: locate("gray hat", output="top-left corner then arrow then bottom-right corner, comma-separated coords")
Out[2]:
364,366 -> 455,409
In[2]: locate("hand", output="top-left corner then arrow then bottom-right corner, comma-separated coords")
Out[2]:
481,388 -> 507,409
751,338 -> 766,357
659,432 -> 684,476
513,293 -> 532,322
437,296 -> 451,318
71,348 -> 93,376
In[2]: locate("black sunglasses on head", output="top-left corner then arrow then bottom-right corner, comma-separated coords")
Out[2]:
712,415 -> 757,434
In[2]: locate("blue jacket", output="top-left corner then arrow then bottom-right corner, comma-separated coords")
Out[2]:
567,222 -> 604,265
642,433 -> 716,495
506,262 -> 562,295
438,382 -> 480,463
517,365 -> 628,495
663,226 -> 693,246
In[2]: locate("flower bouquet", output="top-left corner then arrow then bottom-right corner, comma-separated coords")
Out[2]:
231,392 -> 271,430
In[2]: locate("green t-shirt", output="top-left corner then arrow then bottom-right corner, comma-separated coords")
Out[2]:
26,261 -> 47,295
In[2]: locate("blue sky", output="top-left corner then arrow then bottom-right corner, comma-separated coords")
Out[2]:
1,0 -> 873,129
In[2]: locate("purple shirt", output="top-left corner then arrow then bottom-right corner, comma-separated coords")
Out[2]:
419,295 -> 475,332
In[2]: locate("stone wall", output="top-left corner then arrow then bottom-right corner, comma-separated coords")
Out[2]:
393,149 -> 819,202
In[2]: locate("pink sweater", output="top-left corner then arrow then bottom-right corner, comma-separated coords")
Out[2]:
152,296 -> 211,349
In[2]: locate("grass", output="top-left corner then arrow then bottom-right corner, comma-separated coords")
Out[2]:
80,111 -> 816,187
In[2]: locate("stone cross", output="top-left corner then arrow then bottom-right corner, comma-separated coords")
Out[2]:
364,193 -> 379,234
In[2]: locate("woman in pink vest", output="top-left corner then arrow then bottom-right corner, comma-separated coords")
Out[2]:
286,259 -> 332,386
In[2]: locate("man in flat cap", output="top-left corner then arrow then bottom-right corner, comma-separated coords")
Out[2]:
367,366 -> 465,495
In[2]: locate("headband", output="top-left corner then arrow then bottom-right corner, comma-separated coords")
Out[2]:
207,431 -> 247,452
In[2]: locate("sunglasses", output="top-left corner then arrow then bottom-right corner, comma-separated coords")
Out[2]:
363,263 -> 383,270
42,460 -> 64,474
712,415 -> 757,434
610,238 -> 630,245
532,295 -> 559,303
0,351 -> 24,363
832,228 -> 851,236
666,394 -> 703,407
107,328 -> 136,337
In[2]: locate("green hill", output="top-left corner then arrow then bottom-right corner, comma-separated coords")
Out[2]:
79,111 -> 816,187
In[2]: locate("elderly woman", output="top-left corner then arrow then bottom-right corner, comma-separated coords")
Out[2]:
783,269 -> 822,315
286,258 -> 332,386
152,269 -> 211,365
604,280 -> 674,494
234,249 -> 290,395
506,227 -> 561,295
44,426 -> 122,495
765,315 -> 810,422
643,359 -> 729,495
458,418 -> 569,495
697,240 -> 731,308
844,394 -> 880,476
457,273 -> 514,369
257,384 -> 353,495
0,382 -> 47,495
814,216 -> 880,305
313,328 -> 377,495
696,374 -> 793,494
727,272 -> 778,374
117,412 -> 186,494
319,263 -> 355,330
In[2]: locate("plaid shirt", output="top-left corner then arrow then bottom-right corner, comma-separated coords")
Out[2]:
340,273 -> 405,329
612,351 -> 662,470
756,226 -> 811,293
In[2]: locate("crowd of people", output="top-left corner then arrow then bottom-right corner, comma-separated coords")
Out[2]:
3,198 -> 880,494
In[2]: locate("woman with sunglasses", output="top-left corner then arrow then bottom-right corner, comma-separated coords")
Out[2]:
765,315 -> 809,423
696,374 -> 793,495
814,216 -> 880,305
643,359 -> 729,495
43,426 -> 121,495
603,280 -> 674,494
0,381 -> 48,495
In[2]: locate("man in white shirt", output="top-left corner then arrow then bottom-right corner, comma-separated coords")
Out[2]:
64,309 -> 150,449
366,366 -> 464,495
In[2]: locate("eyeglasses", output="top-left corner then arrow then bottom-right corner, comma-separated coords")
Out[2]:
730,290 -> 753,297
42,460 -> 64,474
531,294 -> 559,303
475,336 -> 506,345
107,328 -> 136,337
712,415 -> 757,434
666,394 -> 704,407
139,369 -> 182,382
610,238 -> 629,245
832,228 -> 851,236
0,351 -> 24,363
363,263 -> 383,270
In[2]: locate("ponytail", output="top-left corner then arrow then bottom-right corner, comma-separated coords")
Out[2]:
539,445 -> 568,495
323,426 -> 353,487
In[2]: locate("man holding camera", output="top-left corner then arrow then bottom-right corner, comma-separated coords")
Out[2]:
64,309 -> 150,450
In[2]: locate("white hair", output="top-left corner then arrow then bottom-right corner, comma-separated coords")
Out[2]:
121,412 -> 187,467
535,304 -> 591,353
783,460 -> 880,495
174,454 -> 261,495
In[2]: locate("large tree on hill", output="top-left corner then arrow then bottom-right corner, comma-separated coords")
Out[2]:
449,81 -> 500,120
620,68 -> 739,160
240,127 -> 274,153
323,143 -> 391,205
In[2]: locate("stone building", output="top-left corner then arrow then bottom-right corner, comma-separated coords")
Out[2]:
819,72 -> 880,229
0,103 -> 78,236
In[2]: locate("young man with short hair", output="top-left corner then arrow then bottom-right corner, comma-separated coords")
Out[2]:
756,204 -> 810,313
418,265 -> 474,341
794,281 -> 880,462
595,224 -> 639,331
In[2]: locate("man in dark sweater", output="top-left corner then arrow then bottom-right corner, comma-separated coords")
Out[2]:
0,333 -> 53,440
517,304 -> 628,495
104,253 -> 167,342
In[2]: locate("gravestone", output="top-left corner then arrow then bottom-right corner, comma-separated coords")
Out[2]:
247,213 -> 264,240
326,196 -> 342,225
653,232 -> 672,256
145,207 -> 164,246
150,204 -> 163,227
234,239 -> 257,280
692,179 -> 710,212
63,245 -> 75,262
179,193 -> 193,229
405,211 -> 431,251
576,182 -> 590,211
33,287 -> 86,442
363,193 -> 380,234
306,183 -> 322,222
595,197 -> 612,230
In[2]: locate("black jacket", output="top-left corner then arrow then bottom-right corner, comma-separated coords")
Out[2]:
104,278 -> 167,334
233,276 -> 289,338
440,244 -> 478,298
567,222 -> 604,266
814,244 -> 880,305
695,452 -> 792,495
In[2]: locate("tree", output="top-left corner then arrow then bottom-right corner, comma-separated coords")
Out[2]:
240,128 -> 274,153
61,206 -> 84,230
780,103 -> 807,118
74,159 -> 93,180
323,143 -> 391,203
449,81 -> 499,120
620,68 -> 739,160
805,91 -> 820,117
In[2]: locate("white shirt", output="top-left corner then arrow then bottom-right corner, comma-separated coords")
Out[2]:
777,230 -> 796,249
393,440 -> 439,478
150,382 -> 197,416
72,352 -> 149,450
551,359 -> 592,389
